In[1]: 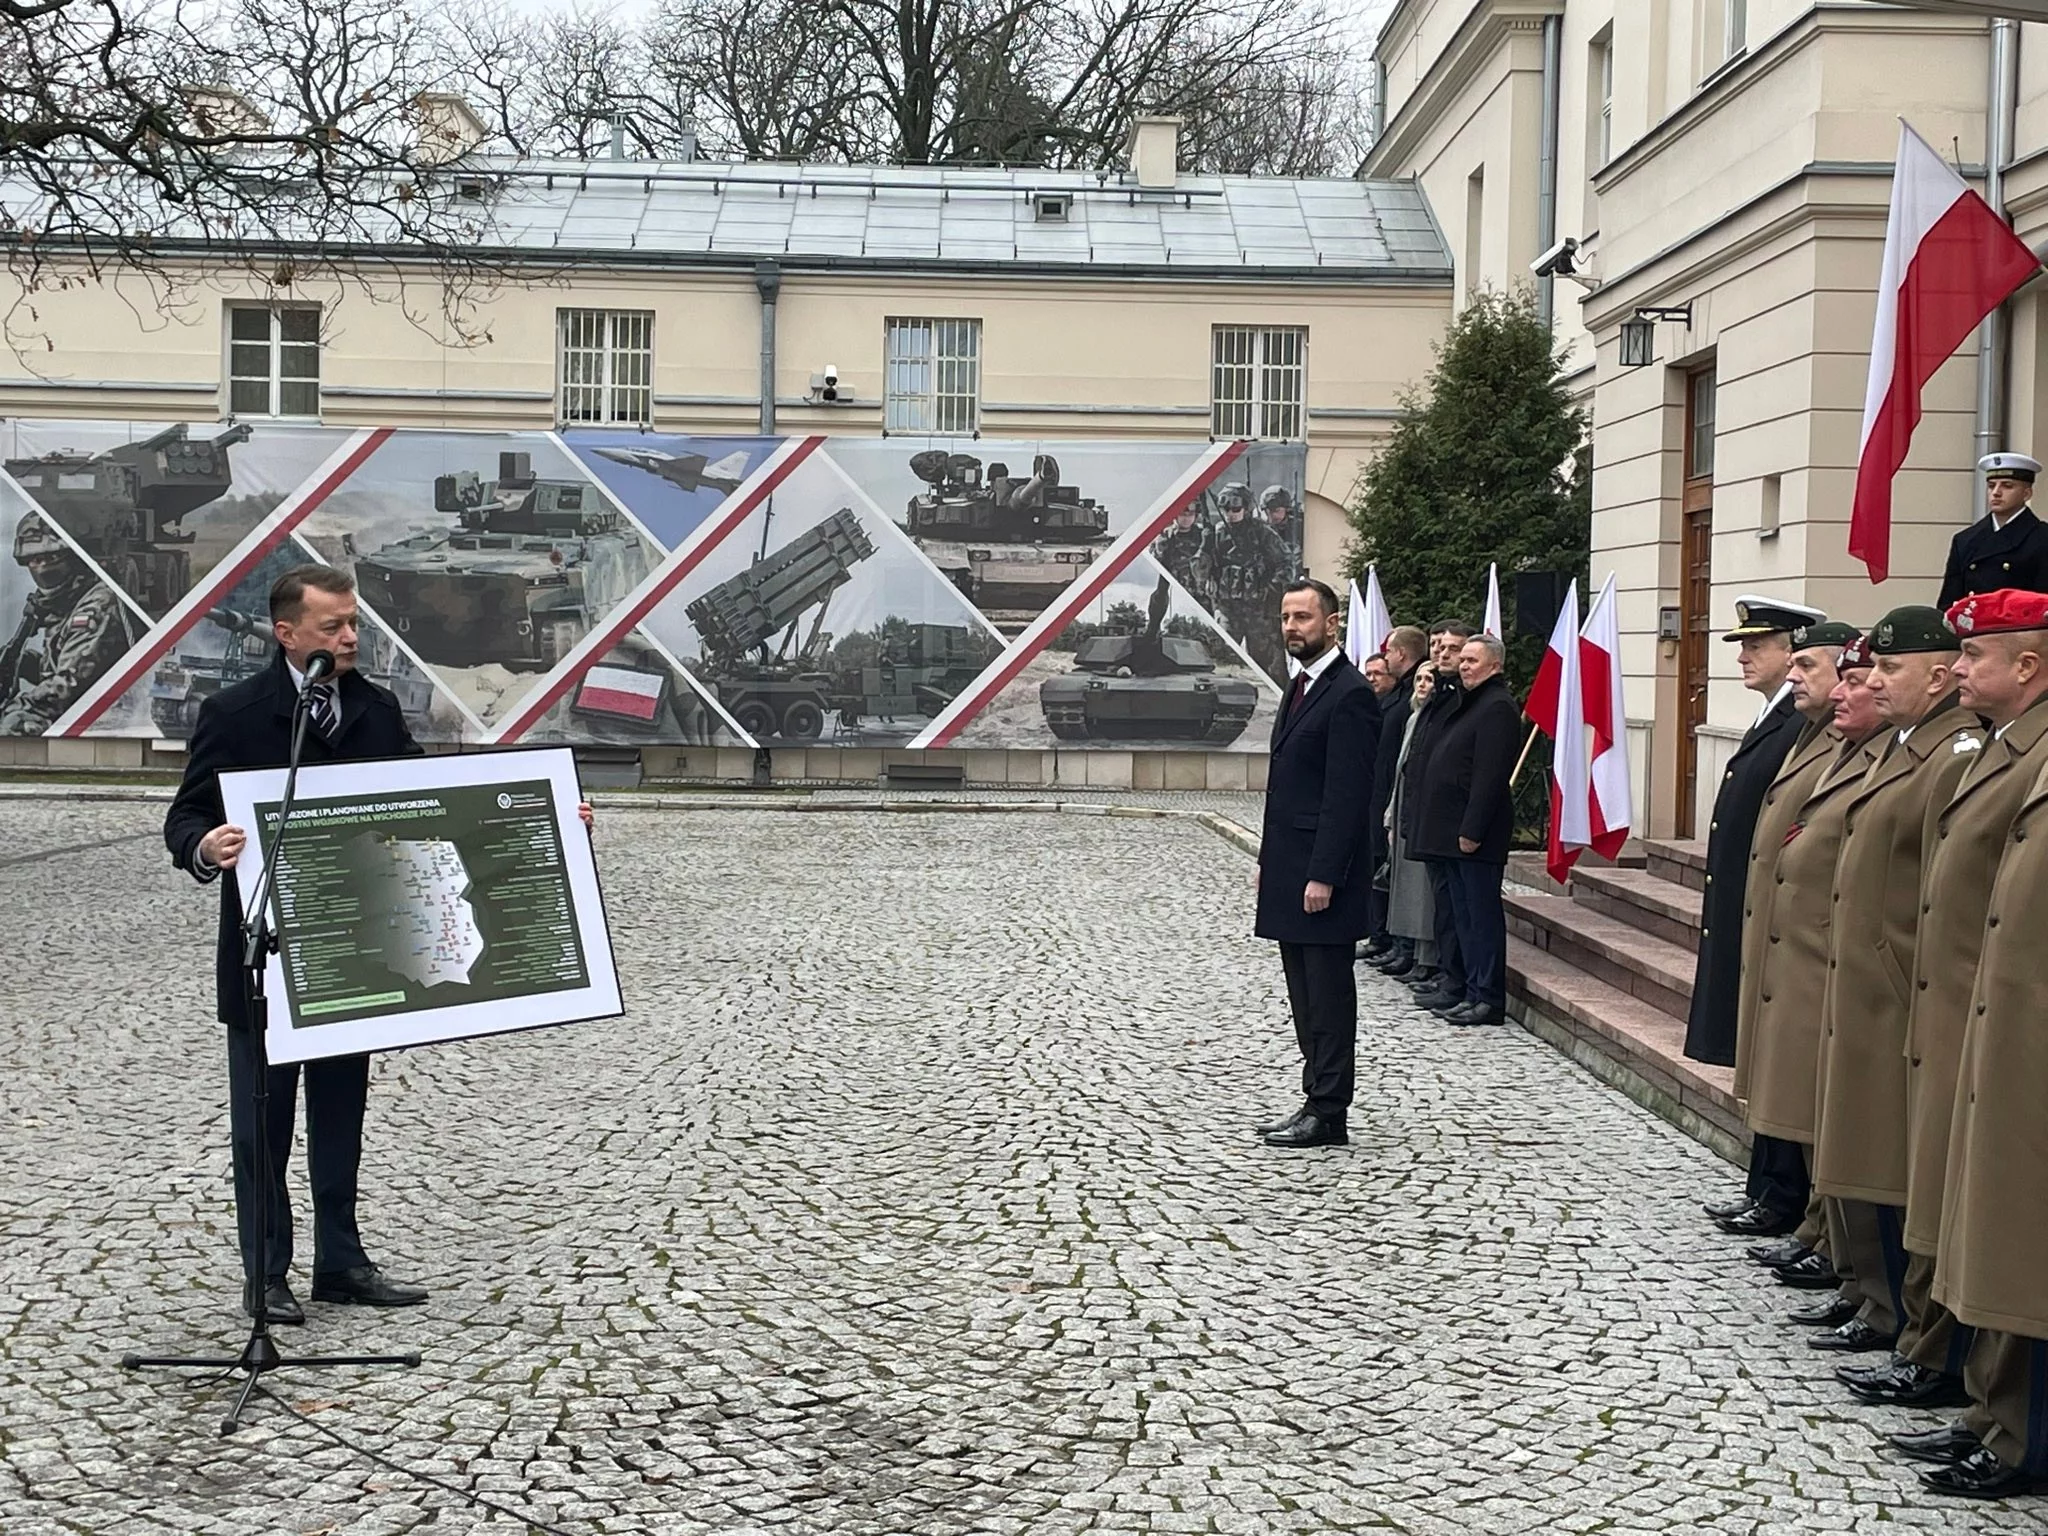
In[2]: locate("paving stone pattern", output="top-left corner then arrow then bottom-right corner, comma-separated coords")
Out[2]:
0,799 -> 2041,1535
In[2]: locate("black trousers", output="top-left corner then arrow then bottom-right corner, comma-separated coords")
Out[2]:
1744,1131 -> 1811,1216
1444,859 -> 1508,1011
1426,860 -> 1466,995
1278,941 -> 1357,1119
226,1025 -> 371,1284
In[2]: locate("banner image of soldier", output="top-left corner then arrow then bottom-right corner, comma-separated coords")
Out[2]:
518,626 -> 741,748
1151,478 -> 1294,683
296,432 -> 657,729
562,432 -> 771,552
942,553 -> 1282,753
0,479 -> 142,735
0,419 -> 354,619
634,451 -> 1004,748
822,438 -> 1212,640
1239,440 -> 1309,580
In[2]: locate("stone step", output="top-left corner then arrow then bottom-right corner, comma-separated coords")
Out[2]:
1569,865 -> 1703,950
1507,936 -> 1745,1163
1504,889 -> 1696,1022
1639,836 -> 1708,892
1507,841 -> 1649,898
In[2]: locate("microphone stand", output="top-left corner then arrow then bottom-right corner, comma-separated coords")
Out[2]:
123,658 -> 419,1435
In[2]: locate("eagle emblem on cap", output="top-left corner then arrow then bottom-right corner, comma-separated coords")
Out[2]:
1877,621 -> 1894,647
1955,601 -> 1978,634
1792,625 -> 1809,646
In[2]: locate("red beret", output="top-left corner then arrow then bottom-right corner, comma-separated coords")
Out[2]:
1946,589 -> 2048,637
1838,634 -> 1874,671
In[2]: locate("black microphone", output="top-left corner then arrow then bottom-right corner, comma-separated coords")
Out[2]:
303,649 -> 337,683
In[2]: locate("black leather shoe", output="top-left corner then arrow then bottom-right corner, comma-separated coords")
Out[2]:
1845,1360 -> 1970,1408
1786,1293 -> 1859,1328
1429,996 -> 1470,1019
1774,1253 -> 1842,1290
1444,1002 -> 1504,1026
1356,938 -> 1392,962
1835,1355 -> 1902,1388
1405,969 -> 1444,991
1808,1318 -> 1897,1353
1921,1447 -> 2039,1499
1262,1112 -> 1347,1149
243,1280 -> 305,1326
1412,988 -> 1462,1011
1256,1105 -> 1310,1137
1717,1202 -> 1800,1237
1889,1422 -> 1983,1465
1703,1193 -> 1756,1220
1378,956 -> 1418,978
1749,1237 -> 1810,1267
310,1264 -> 428,1308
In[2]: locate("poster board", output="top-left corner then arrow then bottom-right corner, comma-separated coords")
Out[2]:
220,745 -> 621,1064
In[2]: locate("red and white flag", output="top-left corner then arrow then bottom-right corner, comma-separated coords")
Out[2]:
1851,122 -> 2040,583
1579,572 -> 1632,860
1483,562 -> 1503,639
1346,565 -> 1393,664
1524,579 -> 1589,885
576,664 -> 666,721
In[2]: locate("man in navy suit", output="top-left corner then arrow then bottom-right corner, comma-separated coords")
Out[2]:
1254,579 -> 1381,1148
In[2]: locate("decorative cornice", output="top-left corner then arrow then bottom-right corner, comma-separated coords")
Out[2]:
1365,0 -> 1563,177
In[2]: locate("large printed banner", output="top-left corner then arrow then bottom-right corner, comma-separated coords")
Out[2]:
0,423 -> 1306,753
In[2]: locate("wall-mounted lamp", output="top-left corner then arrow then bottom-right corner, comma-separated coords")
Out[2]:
1619,303 -> 1695,369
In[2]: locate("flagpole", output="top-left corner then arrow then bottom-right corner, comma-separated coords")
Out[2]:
1509,721 -> 1542,787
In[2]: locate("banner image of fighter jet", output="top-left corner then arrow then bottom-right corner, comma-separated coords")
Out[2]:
590,447 -> 751,496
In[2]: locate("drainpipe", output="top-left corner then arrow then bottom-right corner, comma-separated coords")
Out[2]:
1536,15 -> 1563,329
1974,18 -> 2020,486
754,259 -> 780,435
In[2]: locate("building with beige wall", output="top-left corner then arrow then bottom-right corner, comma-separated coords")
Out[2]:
1368,1 -> 2048,839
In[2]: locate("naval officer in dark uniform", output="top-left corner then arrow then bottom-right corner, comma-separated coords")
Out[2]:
1938,453 -> 2048,610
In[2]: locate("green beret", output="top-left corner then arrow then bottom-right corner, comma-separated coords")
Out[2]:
1791,620 -> 1862,650
1870,605 -> 1958,654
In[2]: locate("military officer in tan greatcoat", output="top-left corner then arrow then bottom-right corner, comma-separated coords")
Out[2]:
1806,608 -> 1980,1363
1732,622 -> 1855,1280
1856,592 -> 2048,1446
1920,590 -> 2048,1500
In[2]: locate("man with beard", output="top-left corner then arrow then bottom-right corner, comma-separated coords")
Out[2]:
1253,579 -> 1380,1149
0,512 -> 135,734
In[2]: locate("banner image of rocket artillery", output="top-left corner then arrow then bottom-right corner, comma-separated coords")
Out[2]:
1039,576 -> 1260,745
900,451 -> 1112,633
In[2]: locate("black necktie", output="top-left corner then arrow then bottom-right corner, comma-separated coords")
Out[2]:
307,681 -> 339,741
1287,672 -> 1307,717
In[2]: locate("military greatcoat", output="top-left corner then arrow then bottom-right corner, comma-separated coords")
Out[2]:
1811,700 -> 1983,1206
1934,747 -> 2048,1338
1937,505 -> 2048,610
1903,697 -> 2048,1256
1733,717 -> 1838,1105
1738,733 -> 1883,1142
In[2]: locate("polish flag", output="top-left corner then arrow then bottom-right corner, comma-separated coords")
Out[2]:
1346,565 -> 1393,664
1851,121 -> 2040,583
1579,573 -> 1632,860
576,664 -> 666,721
1483,562 -> 1503,638
1523,579 -> 1589,885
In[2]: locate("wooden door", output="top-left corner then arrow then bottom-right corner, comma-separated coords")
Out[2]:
1678,367 -> 1717,838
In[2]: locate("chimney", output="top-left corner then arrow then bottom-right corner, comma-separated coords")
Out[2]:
1127,116 -> 1182,191
181,85 -> 270,139
414,92 -> 487,165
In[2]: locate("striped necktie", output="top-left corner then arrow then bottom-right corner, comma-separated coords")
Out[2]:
307,681 -> 339,741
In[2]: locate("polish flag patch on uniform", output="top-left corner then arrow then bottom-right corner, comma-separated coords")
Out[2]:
574,664 -> 668,721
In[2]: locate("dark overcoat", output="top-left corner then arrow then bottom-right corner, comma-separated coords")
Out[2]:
1937,506 -> 2048,609
1683,691 -> 1803,1066
1364,667 -> 1415,876
1254,652 -> 1381,946
1409,673 -> 1522,865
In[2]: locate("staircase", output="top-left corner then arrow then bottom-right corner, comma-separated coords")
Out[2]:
1504,839 -> 1746,1164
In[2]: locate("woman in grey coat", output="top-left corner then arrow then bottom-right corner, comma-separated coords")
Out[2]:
1381,663 -> 1437,979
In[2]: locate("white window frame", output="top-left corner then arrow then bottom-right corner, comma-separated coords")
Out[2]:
1595,29 -> 1613,168
1210,325 -> 1307,441
884,317 -> 981,435
557,308 -> 654,427
226,303 -> 321,419
1725,0 -> 1748,58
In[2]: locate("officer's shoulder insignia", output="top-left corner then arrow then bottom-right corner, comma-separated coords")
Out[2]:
1956,734 -> 1984,754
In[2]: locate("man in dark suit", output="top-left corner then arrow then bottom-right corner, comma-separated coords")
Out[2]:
1937,453 -> 2048,610
1409,633 -> 1522,1026
1393,620 -> 1475,1005
1359,625 -> 1427,967
1254,579 -> 1381,1149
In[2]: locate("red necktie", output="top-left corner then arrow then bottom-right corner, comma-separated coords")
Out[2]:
1287,672 -> 1307,716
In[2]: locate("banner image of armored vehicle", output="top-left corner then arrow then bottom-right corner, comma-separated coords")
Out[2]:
1040,577 -> 1259,744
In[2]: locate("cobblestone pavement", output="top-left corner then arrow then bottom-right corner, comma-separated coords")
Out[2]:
2,798 -> 2044,1536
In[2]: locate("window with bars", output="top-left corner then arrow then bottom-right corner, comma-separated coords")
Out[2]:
227,305 -> 320,418
558,309 -> 654,426
1211,326 -> 1307,440
884,318 -> 981,435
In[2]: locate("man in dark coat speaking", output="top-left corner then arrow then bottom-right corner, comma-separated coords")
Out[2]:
1254,579 -> 1380,1149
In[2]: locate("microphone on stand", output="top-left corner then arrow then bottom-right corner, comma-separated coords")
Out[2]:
303,649 -> 337,683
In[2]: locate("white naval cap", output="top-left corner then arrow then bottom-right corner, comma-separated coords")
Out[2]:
1979,452 -> 2041,482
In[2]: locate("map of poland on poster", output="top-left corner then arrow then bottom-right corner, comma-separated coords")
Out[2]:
220,747 -> 622,1064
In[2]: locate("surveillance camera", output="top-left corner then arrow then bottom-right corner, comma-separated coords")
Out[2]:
1531,236 -> 1579,279
823,363 -> 839,387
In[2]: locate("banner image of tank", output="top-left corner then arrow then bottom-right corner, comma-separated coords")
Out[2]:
636,452 -> 1003,747
944,555 -> 1280,752
822,439 -> 1214,638
517,627 -> 740,747
563,432 -> 771,552
0,475 -> 144,736
299,434 -> 657,728
0,420 -> 354,619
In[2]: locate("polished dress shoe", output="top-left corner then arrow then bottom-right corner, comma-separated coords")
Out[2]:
1378,956 -> 1418,978
243,1280 -> 305,1326
1405,969 -> 1444,991
1844,1360 -> 1970,1407
1444,1002 -> 1504,1026
1702,1192 -> 1756,1220
1262,1112 -> 1347,1149
1356,938 -> 1392,962
1429,996 -> 1470,1019
1786,1293 -> 1859,1328
1256,1105 -> 1311,1137
1717,1202 -> 1800,1237
1808,1317 -> 1896,1353
1749,1237 -> 1810,1267
310,1264 -> 428,1307
1412,988 -> 1462,1011
1835,1355 -> 1901,1387
1773,1253 -> 1842,1289
1921,1446 -> 2039,1499
1889,1422 -> 1983,1465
